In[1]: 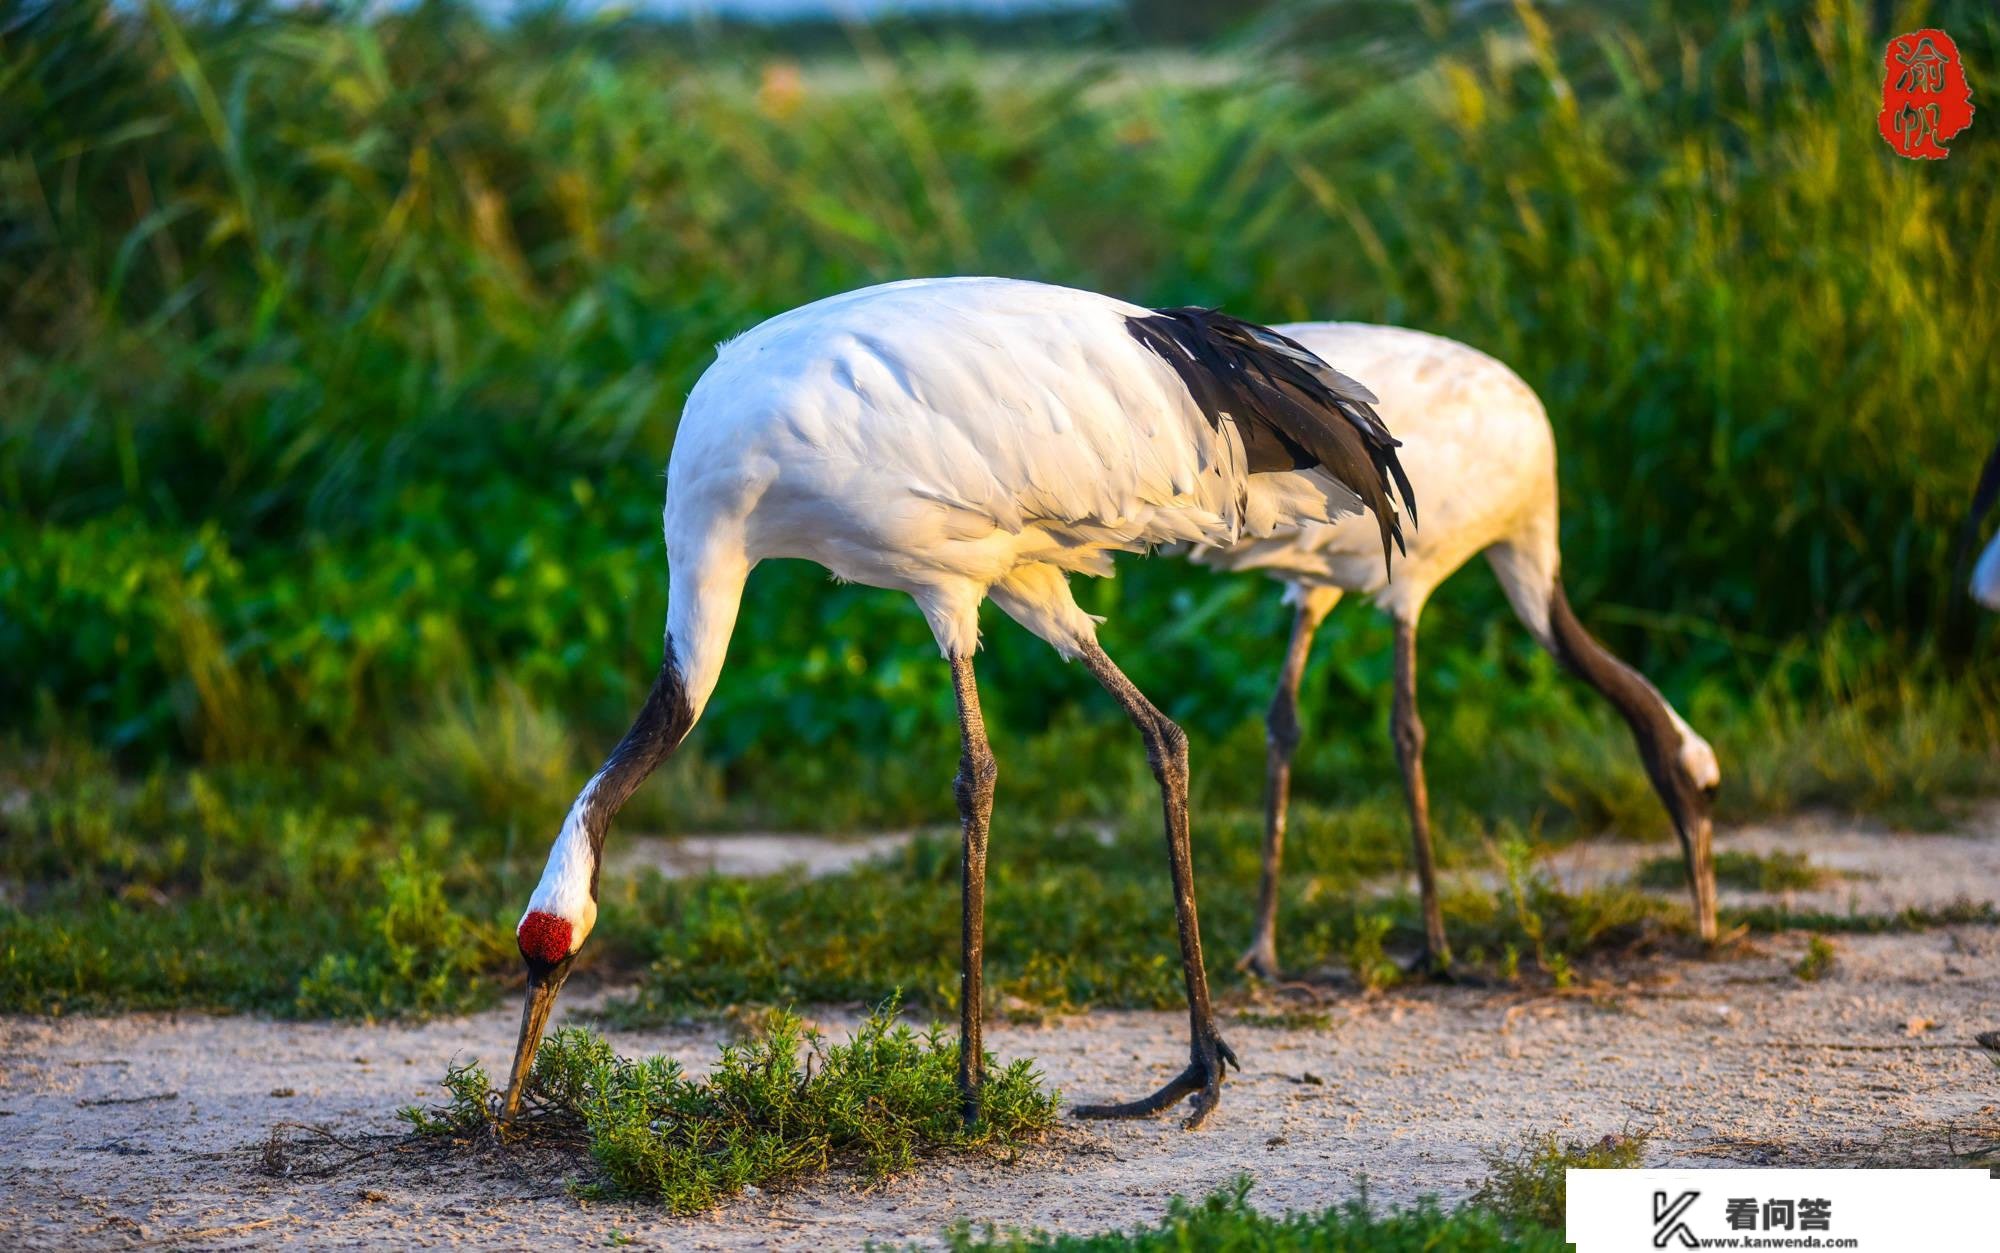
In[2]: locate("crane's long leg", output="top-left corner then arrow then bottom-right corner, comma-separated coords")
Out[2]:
1392,615 -> 1452,975
1071,639 -> 1237,1130
1239,597 -> 1333,980
949,653 -> 998,1128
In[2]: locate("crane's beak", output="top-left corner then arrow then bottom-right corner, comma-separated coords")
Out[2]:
1685,810 -> 1717,944
501,957 -> 573,1122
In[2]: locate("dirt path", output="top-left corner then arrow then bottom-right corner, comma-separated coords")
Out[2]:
4,813 -> 1998,1250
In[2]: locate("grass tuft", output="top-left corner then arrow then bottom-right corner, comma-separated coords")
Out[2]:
402,1000 -> 1058,1214
1792,937 -> 1837,982
1470,1130 -> 1648,1232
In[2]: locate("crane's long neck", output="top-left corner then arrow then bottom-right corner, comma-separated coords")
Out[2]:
524,540 -> 749,933
1544,580 -> 1703,790
581,652 -> 697,887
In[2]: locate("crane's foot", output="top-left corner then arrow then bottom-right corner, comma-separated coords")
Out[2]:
1401,947 -> 1458,983
1073,1024 -> 1238,1130
1235,936 -> 1280,982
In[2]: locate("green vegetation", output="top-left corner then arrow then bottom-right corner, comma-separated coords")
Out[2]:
3,650 -> 1993,1019
1793,935 -> 1838,981
1728,898 -> 1998,935
1470,1131 -> 1648,1232
2,0 -> 1997,1019
401,1002 -> 1056,1214
0,745 -> 510,1016
942,1176 -> 1570,1251
1637,849 -> 1829,894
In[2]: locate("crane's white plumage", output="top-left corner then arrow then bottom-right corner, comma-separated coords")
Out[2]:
531,284 -> 1386,934
669,279 -> 1369,666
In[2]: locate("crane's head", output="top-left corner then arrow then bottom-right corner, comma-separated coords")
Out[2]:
502,812 -> 599,1120
1658,710 -> 1721,943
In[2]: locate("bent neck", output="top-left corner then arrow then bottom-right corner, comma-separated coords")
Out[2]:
1545,581 -> 1681,790
582,650 -> 697,856
532,648 -> 696,914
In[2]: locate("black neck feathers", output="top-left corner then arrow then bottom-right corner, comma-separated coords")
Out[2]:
580,645 -> 696,897
1545,580 -> 1687,805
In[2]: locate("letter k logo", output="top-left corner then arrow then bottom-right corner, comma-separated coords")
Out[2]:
1654,1190 -> 1700,1248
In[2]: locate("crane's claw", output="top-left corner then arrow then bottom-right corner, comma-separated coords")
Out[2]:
1072,1024 -> 1236,1130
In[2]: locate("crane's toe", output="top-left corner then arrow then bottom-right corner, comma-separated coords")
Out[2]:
1236,938 -> 1281,981
1073,1024 -> 1236,1129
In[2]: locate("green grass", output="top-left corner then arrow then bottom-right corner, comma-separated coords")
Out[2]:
4,653 -> 1995,1019
941,1129 -> 1640,1249
1233,1007 -> 1335,1031
401,1001 -> 1057,1214
1793,936 -> 1838,982
1636,849 -> 1829,894
941,1175 -> 1569,1251
1470,1131 -> 1648,1232
0,746 -> 512,1017
1727,899 -> 1999,935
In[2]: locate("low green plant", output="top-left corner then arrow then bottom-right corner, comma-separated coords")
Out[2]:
1345,913 -> 1402,992
1484,835 -> 1662,986
294,847 -> 506,1019
0,752 -> 515,1017
1793,936 -> 1837,982
1727,900 -> 1998,935
1637,849 -> 1828,894
1471,1131 -> 1648,1232
402,1001 -> 1058,1214
942,1175 -> 1570,1251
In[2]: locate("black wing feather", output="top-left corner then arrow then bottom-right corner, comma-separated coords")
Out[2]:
1127,306 -> 1415,565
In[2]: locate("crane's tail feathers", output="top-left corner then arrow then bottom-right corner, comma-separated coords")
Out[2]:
1127,307 -> 1415,566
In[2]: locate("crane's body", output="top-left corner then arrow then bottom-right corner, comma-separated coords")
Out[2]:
658,279 -> 1370,670
507,278 -> 1412,1130
1194,323 -> 1720,975
1202,324 -> 1555,622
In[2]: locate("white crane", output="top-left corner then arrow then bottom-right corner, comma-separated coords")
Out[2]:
1967,438 -> 2000,611
1193,323 -> 1721,979
502,278 -> 1413,1130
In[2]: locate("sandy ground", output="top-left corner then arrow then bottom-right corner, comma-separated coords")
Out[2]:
4,811 -> 1998,1250
610,829 -> 919,882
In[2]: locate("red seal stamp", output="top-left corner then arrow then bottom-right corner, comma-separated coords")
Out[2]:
1878,29 -> 1974,160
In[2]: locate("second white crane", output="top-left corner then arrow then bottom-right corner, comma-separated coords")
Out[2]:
1196,323 -> 1721,978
